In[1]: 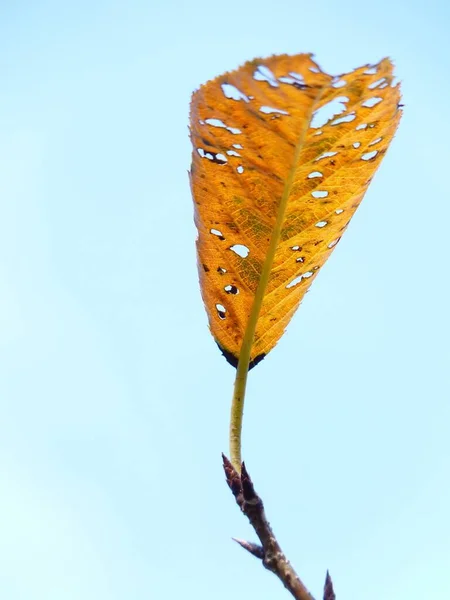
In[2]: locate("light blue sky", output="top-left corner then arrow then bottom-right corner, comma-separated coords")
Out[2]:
1,1 -> 449,599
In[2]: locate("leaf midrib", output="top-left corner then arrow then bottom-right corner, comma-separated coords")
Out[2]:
235,86 -> 327,371
228,83 -> 328,468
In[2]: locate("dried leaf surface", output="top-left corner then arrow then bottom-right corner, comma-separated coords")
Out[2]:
190,54 -> 401,368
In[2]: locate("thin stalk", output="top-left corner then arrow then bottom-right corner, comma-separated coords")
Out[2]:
229,93 -> 324,470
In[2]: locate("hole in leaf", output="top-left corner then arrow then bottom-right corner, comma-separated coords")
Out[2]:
216,303 -> 226,319
227,150 -> 241,157
205,118 -> 227,128
260,106 -> 289,115
313,129 -> 323,136
214,153 -> 228,164
303,271 -> 313,278
310,97 -> 349,128
353,142 -> 361,148
335,208 -> 344,214
253,65 -> 278,87
198,148 -> 228,164
362,97 -> 383,108
331,113 -> 356,126
291,245 -> 302,251
296,256 -> 305,263
364,66 -> 377,75
309,66 -> 320,73
286,275 -> 303,289
356,123 -> 368,130
224,284 -> 239,294
210,228 -> 225,240
217,266 -> 227,274
361,150 -> 378,161
311,190 -> 329,198
332,78 -> 347,88
237,165 -> 244,174
315,221 -> 328,228
368,78 -> 386,89
278,76 -> 297,85
308,171 -> 323,179
232,143 -> 243,149
289,71 -> 305,84
221,83 -> 249,102
315,151 -> 338,162
369,137 -> 383,146
328,237 -> 340,249
230,244 -> 249,258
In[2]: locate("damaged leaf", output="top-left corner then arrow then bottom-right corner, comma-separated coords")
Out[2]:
190,53 -> 401,369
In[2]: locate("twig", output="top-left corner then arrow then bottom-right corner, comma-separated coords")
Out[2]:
223,454 -> 333,600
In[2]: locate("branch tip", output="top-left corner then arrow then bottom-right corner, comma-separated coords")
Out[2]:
323,570 -> 336,600
232,537 -> 264,559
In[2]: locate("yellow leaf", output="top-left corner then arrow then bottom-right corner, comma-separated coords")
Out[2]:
190,54 -> 401,370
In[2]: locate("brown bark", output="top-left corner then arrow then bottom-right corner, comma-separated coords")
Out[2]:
222,455 -> 334,600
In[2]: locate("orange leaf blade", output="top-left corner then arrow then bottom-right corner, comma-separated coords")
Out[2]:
190,54 -> 401,368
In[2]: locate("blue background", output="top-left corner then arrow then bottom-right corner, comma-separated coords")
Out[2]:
1,1 -> 449,598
